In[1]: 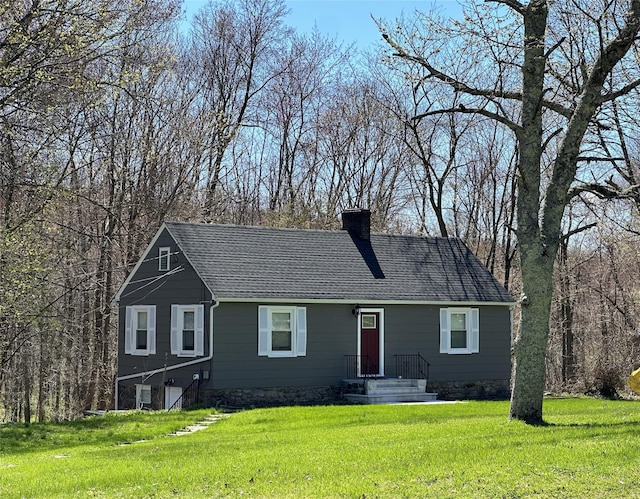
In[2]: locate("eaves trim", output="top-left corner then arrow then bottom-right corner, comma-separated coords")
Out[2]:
214,297 -> 515,307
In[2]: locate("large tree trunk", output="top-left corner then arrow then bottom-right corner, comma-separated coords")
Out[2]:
510,247 -> 555,423
509,0 -> 549,424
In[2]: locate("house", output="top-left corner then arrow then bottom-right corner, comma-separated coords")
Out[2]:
114,209 -> 514,409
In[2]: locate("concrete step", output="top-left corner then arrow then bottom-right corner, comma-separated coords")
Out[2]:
341,378 -> 438,404
344,392 -> 439,404
366,386 -> 426,395
364,378 -> 427,395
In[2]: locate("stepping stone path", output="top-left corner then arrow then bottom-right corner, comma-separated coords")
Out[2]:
169,413 -> 230,436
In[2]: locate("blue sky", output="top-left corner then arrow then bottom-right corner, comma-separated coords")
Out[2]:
182,0 -> 463,49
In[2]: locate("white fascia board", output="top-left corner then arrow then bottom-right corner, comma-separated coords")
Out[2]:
214,297 -> 515,307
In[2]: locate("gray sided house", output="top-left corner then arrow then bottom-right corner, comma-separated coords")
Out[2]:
115,209 -> 515,410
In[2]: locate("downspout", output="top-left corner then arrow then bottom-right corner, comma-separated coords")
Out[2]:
115,301 -> 219,410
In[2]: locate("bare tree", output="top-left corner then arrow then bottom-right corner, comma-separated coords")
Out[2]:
187,0 -> 289,222
381,0 -> 640,423
0,0 -> 183,420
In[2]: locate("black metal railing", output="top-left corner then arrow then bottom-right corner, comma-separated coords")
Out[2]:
168,378 -> 200,411
394,353 -> 430,391
344,354 -> 379,379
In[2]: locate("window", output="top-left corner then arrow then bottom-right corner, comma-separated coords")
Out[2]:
136,310 -> 149,350
439,308 -> 479,354
258,306 -> 307,358
125,305 -> 156,356
361,314 -> 376,329
271,311 -> 292,351
159,247 -> 171,271
171,304 -> 205,357
135,384 -> 152,409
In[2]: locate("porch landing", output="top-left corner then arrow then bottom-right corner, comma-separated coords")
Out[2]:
342,378 -> 438,404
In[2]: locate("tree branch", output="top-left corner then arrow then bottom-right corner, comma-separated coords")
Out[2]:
543,0 -> 640,229
575,156 -> 626,163
569,181 -> 640,200
382,33 -> 523,101
561,222 -> 597,242
544,36 -> 566,59
599,77 -> 640,103
382,32 -> 573,119
413,106 -> 522,135
485,0 -> 526,16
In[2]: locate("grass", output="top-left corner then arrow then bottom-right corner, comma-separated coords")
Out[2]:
1,399 -> 640,498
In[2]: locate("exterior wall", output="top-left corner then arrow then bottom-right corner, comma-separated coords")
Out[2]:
116,231 -> 512,408
429,379 -> 510,400
383,304 -> 512,381
207,303 -> 510,389
210,302 -> 356,389
117,228 -> 214,394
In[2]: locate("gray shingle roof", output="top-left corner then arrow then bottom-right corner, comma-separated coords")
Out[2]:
164,221 -> 514,304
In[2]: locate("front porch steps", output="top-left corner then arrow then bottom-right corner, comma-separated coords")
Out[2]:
342,378 -> 438,404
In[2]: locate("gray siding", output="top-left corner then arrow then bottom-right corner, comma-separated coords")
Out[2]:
210,303 -> 355,389
384,305 -> 511,381
117,229 -> 213,387
207,302 -> 511,390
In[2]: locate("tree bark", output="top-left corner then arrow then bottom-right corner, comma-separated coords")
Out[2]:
509,0 -> 549,424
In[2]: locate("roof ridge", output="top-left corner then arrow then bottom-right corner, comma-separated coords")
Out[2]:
164,220 -> 455,241
165,220 -> 337,235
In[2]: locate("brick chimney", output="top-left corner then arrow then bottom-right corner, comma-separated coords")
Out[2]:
342,208 -> 371,241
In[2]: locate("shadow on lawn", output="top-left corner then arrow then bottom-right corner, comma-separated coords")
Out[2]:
544,420 -> 640,430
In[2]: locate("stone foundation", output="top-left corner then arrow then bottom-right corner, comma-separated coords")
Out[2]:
428,379 -> 510,400
199,385 -> 343,409
117,379 -> 510,410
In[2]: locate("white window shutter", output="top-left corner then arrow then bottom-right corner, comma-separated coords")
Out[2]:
170,304 -> 179,355
124,307 -> 133,354
258,306 -> 269,356
470,308 -> 480,353
296,307 -> 307,357
194,304 -> 205,356
148,306 -> 156,355
439,308 -> 450,354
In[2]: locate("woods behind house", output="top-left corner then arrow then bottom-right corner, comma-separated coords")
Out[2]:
2,0 -> 640,422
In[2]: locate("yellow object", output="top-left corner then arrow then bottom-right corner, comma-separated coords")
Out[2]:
628,368 -> 640,395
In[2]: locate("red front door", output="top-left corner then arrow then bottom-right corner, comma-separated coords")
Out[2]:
360,312 -> 380,376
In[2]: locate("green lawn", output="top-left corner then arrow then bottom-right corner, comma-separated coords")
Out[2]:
1,399 -> 640,498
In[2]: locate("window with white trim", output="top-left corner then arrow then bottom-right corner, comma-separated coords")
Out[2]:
135,384 -> 152,408
124,305 -> 156,356
159,247 -> 171,271
439,308 -> 479,354
258,306 -> 307,358
171,304 -> 205,357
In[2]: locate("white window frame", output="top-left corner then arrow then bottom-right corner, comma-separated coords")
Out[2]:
171,304 -> 205,357
439,307 -> 479,355
158,247 -> 171,271
124,305 -> 156,356
258,306 -> 307,358
135,384 -> 152,409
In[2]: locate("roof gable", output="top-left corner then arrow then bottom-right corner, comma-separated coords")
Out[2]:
163,222 -> 514,304
114,223 -> 173,303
